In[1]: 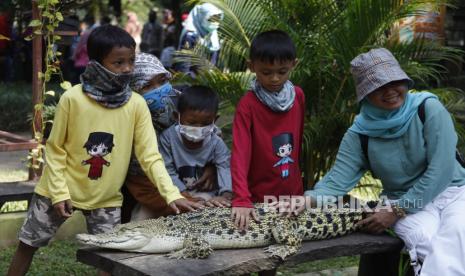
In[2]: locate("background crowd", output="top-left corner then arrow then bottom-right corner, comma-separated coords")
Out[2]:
0,2 -> 224,83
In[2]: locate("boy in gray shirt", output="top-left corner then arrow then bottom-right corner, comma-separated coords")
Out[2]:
159,85 -> 233,206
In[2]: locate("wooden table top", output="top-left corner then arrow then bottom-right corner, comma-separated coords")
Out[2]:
77,232 -> 404,276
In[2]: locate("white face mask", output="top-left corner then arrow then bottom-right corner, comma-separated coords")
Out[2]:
179,124 -> 215,142
178,114 -> 215,142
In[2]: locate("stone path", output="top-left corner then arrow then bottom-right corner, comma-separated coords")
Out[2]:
0,150 -> 29,171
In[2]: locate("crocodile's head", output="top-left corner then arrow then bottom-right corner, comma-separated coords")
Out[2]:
76,230 -> 151,250
76,218 -> 186,253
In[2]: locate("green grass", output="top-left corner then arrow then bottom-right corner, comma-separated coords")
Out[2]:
278,256 -> 359,275
0,169 -> 29,213
0,169 -> 28,182
0,200 -> 28,213
0,240 -> 96,276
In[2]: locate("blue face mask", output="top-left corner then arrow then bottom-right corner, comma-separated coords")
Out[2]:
142,82 -> 173,111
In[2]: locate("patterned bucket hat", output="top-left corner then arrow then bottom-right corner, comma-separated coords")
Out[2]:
350,48 -> 414,102
131,53 -> 172,92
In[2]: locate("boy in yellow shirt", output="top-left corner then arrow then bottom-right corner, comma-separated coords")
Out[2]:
7,25 -> 201,276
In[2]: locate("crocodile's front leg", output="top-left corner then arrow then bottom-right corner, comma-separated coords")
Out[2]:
265,217 -> 303,260
166,234 -> 213,259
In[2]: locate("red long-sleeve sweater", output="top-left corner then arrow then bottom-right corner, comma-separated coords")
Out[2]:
231,87 -> 305,208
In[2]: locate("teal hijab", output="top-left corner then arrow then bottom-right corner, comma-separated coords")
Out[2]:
349,92 -> 438,138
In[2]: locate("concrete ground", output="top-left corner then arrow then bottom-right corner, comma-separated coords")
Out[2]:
0,150 -> 30,172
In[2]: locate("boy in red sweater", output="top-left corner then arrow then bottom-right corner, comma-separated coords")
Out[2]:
231,30 -> 305,231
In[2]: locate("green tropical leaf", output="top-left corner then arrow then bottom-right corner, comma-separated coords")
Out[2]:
28,19 -> 42,27
60,81 -> 72,90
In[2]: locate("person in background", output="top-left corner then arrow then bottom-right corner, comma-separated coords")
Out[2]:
140,9 -> 164,57
72,15 -> 97,84
0,11 -> 12,81
175,3 -> 224,76
181,12 -> 189,26
162,8 -> 177,47
124,11 -> 142,52
159,8 -> 177,68
0,11 -> 10,52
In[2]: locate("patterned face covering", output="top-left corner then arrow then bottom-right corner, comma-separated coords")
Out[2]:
80,60 -> 133,108
131,53 -> 171,92
142,82 -> 173,111
251,79 -> 296,112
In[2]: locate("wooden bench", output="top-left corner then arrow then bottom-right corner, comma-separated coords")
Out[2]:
76,232 -> 404,276
0,130 -> 39,210
0,130 -> 37,152
0,181 -> 36,210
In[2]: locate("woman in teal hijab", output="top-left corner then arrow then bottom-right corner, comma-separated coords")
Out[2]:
284,48 -> 465,275
175,3 -> 224,76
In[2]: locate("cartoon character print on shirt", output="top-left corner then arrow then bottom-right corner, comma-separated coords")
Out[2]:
82,132 -> 114,180
178,165 -> 203,190
272,133 -> 294,179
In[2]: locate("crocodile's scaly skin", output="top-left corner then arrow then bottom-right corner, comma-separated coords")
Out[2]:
76,204 -> 362,259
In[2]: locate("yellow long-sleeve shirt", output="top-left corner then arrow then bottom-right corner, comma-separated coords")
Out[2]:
35,84 -> 183,209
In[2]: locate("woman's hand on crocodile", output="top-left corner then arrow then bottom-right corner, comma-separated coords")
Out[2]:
356,210 -> 398,234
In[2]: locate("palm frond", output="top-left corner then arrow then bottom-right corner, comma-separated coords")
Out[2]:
389,39 -> 464,86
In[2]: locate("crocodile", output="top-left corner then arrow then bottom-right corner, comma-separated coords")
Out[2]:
76,204 -> 363,260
